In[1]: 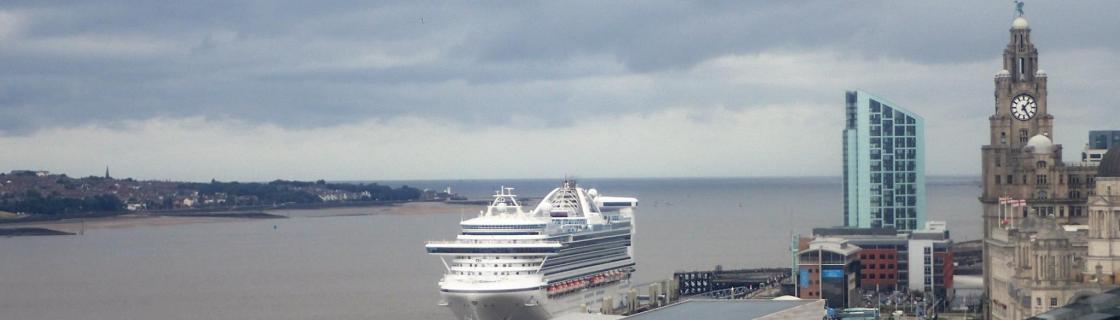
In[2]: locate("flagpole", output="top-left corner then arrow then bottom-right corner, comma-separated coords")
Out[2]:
1009,200 -> 1014,227
999,197 -> 1005,229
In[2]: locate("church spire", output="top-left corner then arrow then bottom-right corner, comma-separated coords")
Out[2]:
105,166 -> 111,179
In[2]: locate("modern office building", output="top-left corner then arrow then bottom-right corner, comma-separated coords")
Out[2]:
796,239 -> 861,308
811,221 -> 955,304
843,90 -> 926,231
1083,130 -> 1120,163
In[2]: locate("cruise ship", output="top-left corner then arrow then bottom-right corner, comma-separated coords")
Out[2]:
425,180 -> 638,320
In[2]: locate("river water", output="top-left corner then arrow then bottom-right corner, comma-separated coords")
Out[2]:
0,177 -> 980,319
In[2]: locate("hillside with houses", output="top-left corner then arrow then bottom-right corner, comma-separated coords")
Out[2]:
0,170 -> 423,216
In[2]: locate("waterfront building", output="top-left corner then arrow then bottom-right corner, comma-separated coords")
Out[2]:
906,222 -> 954,300
1085,146 -> 1120,283
843,90 -> 926,231
980,14 -> 1109,319
796,238 -> 861,308
811,221 -> 954,304
1083,131 -> 1120,163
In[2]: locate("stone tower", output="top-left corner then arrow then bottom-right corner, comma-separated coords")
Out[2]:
980,15 -> 1100,319
989,15 -> 1050,151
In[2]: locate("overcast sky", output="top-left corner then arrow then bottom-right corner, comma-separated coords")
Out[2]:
1,1 -> 1118,181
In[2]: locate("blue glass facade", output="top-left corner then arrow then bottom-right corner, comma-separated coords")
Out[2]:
1089,130 -> 1120,150
843,91 -> 926,231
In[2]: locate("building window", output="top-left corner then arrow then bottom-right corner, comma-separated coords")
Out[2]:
1008,175 -> 1014,185
996,175 -> 1002,185
1037,175 -> 1048,185
1050,298 -> 1058,307
1020,129 -> 1029,143
1037,161 -> 1046,168
1037,297 -> 1042,306
1001,132 -> 1007,144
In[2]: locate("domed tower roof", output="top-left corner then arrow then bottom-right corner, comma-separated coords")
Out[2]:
1098,145 -> 1120,178
1013,17 -> 1029,29
1024,134 -> 1054,155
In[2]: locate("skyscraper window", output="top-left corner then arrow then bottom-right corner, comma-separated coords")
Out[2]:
843,91 -> 926,231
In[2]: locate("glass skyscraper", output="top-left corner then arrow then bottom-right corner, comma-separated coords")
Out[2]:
843,90 -> 926,231
1089,130 -> 1120,150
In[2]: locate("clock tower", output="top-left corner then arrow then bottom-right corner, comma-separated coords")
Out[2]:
990,16 -> 1051,149
980,14 -> 1102,319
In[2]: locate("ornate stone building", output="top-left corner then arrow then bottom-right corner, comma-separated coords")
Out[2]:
980,15 -> 1103,319
1085,148 -> 1120,284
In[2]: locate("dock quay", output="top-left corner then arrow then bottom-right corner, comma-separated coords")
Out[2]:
609,267 -> 793,316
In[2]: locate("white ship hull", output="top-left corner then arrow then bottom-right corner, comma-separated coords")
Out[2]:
427,182 -> 639,320
442,280 -> 630,320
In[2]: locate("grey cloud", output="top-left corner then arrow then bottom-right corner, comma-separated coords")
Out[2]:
0,0 -> 1118,135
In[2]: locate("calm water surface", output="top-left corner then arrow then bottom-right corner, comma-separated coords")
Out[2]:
0,177 -> 980,319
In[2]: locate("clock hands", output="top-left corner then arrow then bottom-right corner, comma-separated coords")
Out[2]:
1010,94 -> 1035,120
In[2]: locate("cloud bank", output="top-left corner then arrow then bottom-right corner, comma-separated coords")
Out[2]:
1,1 -> 1118,180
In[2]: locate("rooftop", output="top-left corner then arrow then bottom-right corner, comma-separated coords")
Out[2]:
1028,288 -> 1120,320
1098,145 -> 1120,178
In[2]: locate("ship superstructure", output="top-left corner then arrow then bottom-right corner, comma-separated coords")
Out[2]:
426,180 -> 638,320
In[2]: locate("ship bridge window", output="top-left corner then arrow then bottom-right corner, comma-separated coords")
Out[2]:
427,247 -> 559,254
553,219 -> 587,225
461,231 -> 540,235
462,224 -> 546,230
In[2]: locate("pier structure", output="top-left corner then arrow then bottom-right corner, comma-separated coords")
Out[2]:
605,268 -> 791,316
674,267 -> 791,298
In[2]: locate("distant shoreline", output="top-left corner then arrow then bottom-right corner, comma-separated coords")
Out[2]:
0,199 -> 475,225
0,227 -> 75,237
0,201 -> 479,236
156,212 -> 287,219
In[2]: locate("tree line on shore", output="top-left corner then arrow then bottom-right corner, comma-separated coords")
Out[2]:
0,191 -> 123,215
0,179 -> 422,216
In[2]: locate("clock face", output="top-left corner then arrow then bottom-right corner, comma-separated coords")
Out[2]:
1010,94 -> 1037,121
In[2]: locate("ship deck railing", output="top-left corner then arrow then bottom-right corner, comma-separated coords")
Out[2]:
426,240 -> 563,246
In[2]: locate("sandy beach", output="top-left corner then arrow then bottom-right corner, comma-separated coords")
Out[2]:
2,201 -> 477,234
268,201 -> 480,218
